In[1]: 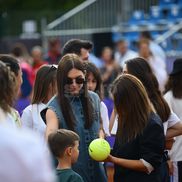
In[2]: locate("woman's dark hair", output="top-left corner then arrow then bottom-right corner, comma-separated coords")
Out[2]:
126,57 -> 170,123
0,55 -> 20,76
0,61 -> 16,113
32,65 -> 57,104
112,74 -> 152,143
84,62 -> 103,99
57,53 -> 94,130
165,72 -> 182,98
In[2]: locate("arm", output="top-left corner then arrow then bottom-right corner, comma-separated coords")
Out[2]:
106,155 -> 148,173
109,109 -> 116,133
99,116 -> 105,139
166,122 -> 182,139
100,102 -> 110,136
139,119 -> 165,171
164,94 -> 182,138
165,138 -> 175,150
45,109 -> 59,140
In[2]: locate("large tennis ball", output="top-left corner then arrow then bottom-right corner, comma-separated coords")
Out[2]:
88,138 -> 111,161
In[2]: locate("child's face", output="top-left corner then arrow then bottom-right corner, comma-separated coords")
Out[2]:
87,73 -> 97,92
71,141 -> 79,164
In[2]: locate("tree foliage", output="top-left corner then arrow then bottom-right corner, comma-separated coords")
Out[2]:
0,0 -> 84,11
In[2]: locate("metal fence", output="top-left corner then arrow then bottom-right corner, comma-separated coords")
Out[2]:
42,0 -> 182,57
43,0 -> 158,41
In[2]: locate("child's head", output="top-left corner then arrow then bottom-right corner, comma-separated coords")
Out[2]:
48,129 -> 80,164
84,62 -> 102,98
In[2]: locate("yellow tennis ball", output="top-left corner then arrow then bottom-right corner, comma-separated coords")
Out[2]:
88,138 -> 111,161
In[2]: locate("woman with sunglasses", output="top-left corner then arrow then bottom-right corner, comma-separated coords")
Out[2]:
21,64 -> 57,144
45,54 -> 107,182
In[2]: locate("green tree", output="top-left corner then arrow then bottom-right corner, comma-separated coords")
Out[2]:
0,0 -> 84,36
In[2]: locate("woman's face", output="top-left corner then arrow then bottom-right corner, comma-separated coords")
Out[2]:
87,72 -> 97,92
65,68 -> 85,95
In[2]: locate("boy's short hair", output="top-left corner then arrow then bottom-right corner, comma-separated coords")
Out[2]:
62,39 -> 93,56
48,129 -> 80,158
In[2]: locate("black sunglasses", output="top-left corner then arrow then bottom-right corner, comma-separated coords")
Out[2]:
66,77 -> 85,85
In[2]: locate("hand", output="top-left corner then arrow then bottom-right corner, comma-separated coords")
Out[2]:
165,138 -> 175,150
167,160 -> 174,175
103,154 -> 114,163
99,128 -> 105,139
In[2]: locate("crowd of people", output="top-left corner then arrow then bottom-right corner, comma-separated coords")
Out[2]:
0,32 -> 182,182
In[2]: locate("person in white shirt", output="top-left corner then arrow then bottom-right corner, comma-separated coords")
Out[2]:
164,58 -> 182,182
138,39 -> 168,92
85,62 -> 110,136
114,39 -> 138,68
21,65 -> 57,143
0,123 -> 56,182
0,61 -> 55,182
140,31 -> 166,61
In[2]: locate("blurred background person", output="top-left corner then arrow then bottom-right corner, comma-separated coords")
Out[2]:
100,46 -> 121,98
114,39 -> 138,68
100,47 -> 121,118
138,39 -> 168,92
31,46 -> 48,83
11,42 -> 32,65
140,31 -> 166,61
44,38 -> 62,64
